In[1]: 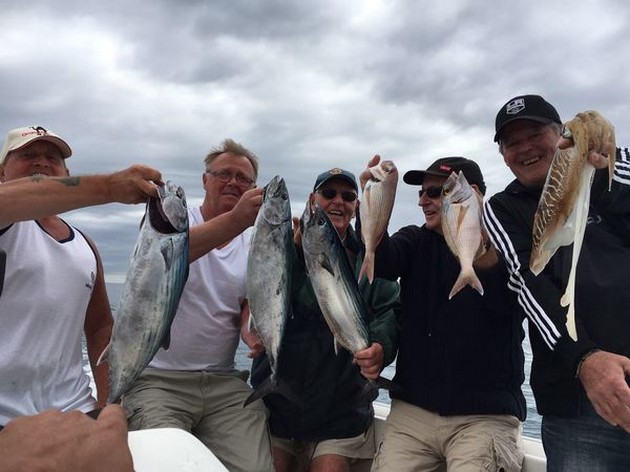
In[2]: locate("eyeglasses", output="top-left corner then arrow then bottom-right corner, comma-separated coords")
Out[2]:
418,187 -> 443,199
317,188 -> 358,202
206,170 -> 254,187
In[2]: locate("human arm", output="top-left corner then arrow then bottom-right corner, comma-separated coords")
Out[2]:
240,299 -> 265,359
188,187 -> 263,263
83,239 -> 113,407
0,405 -> 133,472
0,164 -> 163,227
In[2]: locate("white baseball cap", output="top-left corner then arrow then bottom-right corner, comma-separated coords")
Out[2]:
0,126 -> 72,164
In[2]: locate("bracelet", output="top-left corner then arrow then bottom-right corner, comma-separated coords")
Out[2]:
575,348 -> 601,378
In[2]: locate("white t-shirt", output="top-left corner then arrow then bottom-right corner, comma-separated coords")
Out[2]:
0,220 -> 97,425
149,206 -> 251,371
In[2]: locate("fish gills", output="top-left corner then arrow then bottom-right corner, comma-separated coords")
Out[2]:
359,160 -> 398,284
441,171 -> 485,299
530,110 -> 616,340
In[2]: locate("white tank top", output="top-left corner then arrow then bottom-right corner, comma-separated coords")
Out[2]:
149,206 -> 251,371
0,220 -> 97,425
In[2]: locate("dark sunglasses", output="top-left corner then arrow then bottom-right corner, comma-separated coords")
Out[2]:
317,188 -> 358,202
418,186 -> 443,199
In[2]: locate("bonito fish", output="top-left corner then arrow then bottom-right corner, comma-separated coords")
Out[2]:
245,176 -> 295,406
98,181 -> 189,403
301,204 -> 371,354
441,171 -> 486,299
358,159 -> 398,284
530,110 -> 616,340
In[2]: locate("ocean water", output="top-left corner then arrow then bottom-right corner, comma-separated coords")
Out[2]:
97,282 -> 542,439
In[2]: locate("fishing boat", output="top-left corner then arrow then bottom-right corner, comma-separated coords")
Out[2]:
128,401 -> 546,471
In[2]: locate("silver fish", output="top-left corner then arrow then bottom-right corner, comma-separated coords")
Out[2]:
301,204 -> 370,354
98,181 -> 189,403
441,171 -> 486,299
245,176 -> 295,406
358,159 -> 398,284
530,110 -> 616,340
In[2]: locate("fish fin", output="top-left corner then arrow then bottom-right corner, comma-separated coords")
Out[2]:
243,377 -> 304,409
563,301 -> 578,341
319,253 -> 335,276
375,375 -> 395,391
161,331 -> 171,350
448,269 -> 484,299
96,343 -> 110,366
357,252 -> 375,284
333,338 -> 342,355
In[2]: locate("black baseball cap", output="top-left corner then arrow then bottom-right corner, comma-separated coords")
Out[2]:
403,156 -> 486,195
494,94 -> 562,142
313,167 -> 358,192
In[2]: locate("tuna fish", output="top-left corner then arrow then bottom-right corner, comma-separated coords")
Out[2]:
98,181 -> 189,403
441,171 -> 486,299
301,203 -> 371,354
358,159 -> 398,284
244,176 -> 297,407
530,110 -> 616,340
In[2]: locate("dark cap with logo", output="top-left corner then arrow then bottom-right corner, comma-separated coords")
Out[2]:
403,156 -> 486,195
494,94 -> 562,142
313,167 -> 358,192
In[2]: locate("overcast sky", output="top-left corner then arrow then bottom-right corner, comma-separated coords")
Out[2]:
2,0 -> 629,282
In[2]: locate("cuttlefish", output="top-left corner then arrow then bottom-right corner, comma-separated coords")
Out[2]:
530,110 -> 616,341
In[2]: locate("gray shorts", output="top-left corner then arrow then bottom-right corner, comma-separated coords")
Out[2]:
123,368 -> 274,472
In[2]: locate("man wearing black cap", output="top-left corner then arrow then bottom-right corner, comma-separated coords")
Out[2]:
362,155 -> 526,471
485,94 -> 630,470
251,168 -> 401,472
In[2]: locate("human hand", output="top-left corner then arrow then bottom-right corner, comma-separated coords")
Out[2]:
106,164 -> 164,203
578,350 -> 630,432
230,186 -> 264,230
241,324 -> 265,359
557,136 -> 613,170
0,405 -> 133,472
292,216 -> 302,247
353,342 -> 384,380
358,155 -> 381,192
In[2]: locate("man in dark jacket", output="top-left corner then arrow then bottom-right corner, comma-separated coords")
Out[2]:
365,155 -> 526,471
250,168 -> 400,472
484,94 -> 630,471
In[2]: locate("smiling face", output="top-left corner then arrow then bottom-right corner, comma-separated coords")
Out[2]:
310,178 -> 358,238
0,140 -> 68,182
418,174 -> 447,233
201,152 -> 256,219
499,120 -> 560,188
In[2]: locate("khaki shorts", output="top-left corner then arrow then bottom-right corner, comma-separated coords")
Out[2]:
372,399 -> 523,472
272,422 -> 376,471
123,368 -> 274,472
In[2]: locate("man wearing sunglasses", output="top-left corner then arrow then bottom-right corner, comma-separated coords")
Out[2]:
364,156 -> 526,471
251,168 -> 401,472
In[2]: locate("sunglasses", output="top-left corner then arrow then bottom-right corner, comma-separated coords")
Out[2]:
317,188 -> 358,202
418,186 -> 443,199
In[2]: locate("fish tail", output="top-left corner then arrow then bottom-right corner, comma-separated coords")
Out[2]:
243,377 -> 303,409
358,251 -> 375,284
448,268 -> 484,300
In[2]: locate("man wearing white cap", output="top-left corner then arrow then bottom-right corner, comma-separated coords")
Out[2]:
0,125 -> 163,429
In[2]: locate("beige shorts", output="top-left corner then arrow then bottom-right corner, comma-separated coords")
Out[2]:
372,399 -> 524,472
272,422 -> 376,471
123,368 -> 274,472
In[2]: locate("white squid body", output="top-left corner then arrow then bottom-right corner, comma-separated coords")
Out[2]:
530,110 -> 616,341
441,171 -> 486,300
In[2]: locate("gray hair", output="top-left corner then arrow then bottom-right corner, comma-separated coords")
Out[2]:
204,138 -> 259,180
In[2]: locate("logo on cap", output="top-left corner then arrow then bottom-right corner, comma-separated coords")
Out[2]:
506,98 -> 525,115
438,165 -> 452,172
328,167 -> 343,175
